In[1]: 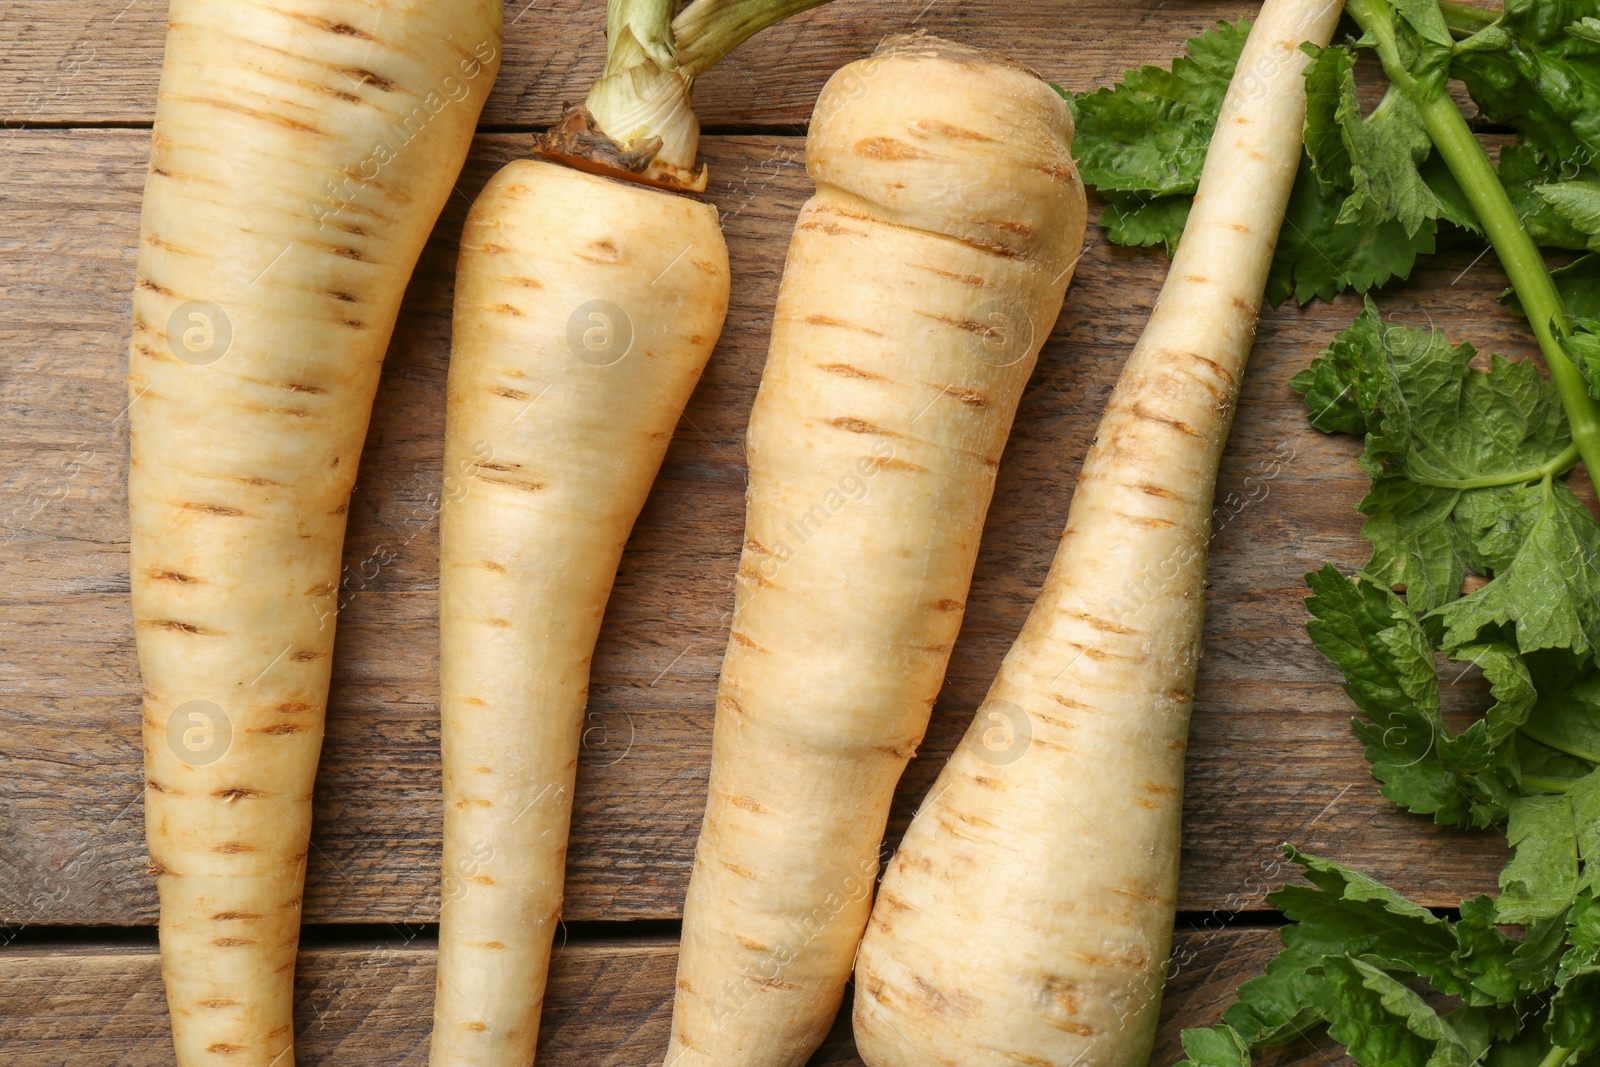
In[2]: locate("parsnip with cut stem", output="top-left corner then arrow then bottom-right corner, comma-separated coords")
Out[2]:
851,1 -> 1341,1064
130,2 -> 500,1064
667,36 -> 1087,1066
429,2 -> 829,1063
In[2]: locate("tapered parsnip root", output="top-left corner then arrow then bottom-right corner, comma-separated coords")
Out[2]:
130,2 -> 501,1064
429,161 -> 728,1065
667,34 -> 1087,1067
850,3 -> 1341,1066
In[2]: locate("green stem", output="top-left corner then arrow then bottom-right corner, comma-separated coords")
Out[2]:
673,0 -> 833,78
1409,443 -> 1580,489
1534,1046 -> 1575,1067
1346,0 -> 1600,497
604,0 -> 677,76
1522,774 -> 1588,793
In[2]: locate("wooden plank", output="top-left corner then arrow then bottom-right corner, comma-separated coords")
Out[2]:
0,127 -> 1523,927
0,927 -> 1346,1066
0,0 -> 1274,129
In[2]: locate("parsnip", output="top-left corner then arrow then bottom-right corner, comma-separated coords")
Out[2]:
850,2 -> 1342,1065
428,2 -> 829,1063
667,35 -> 1087,1066
130,2 -> 500,1064
430,162 -> 728,1063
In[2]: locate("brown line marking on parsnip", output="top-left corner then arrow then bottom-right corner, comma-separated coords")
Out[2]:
476,475 -> 546,493
213,788 -> 263,801
468,875 -> 494,886
936,384 -> 990,408
1064,609 -> 1136,634
165,95 -> 323,134
1137,482 -> 1180,499
292,12 -> 375,37
795,219 -> 866,238
735,935 -> 770,952
326,244 -> 367,261
1049,692 -> 1091,710
253,723 -> 307,735
912,264 -> 986,287
953,235 -> 1028,259
146,779 -> 168,793
459,696 -> 487,706
907,119 -> 997,142
149,570 -> 197,583
511,277 -> 543,288
990,219 -> 1036,238
143,619 -> 214,635
1117,511 -> 1178,530
855,136 -> 924,160
737,562 -> 774,588
207,1042 -> 245,1054
213,842 -> 258,854
485,618 -> 512,628
1169,688 -> 1193,703
197,999 -> 238,1009
726,794 -> 770,814
277,701 -> 314,712
210,938 -> 257,948
272,959 -> 295,974
136,277 -> 175,297
463,1022 -> 490,1033
1184,351 -> 1237,384
241,476 -> 286,488
474,941 -> 507,950
828,416 -> 900,437
455,797 -> 491,809
744,538 -> 770,554
291,651 -> 325,662
338,318 -> 367,330
1130,402 -> 1201,437
283,382 -> 326,394
816,363 -> 888,382
1231,296 -> 1255,314
804,314 -> 882,336
213,912 -> 261,921
143,234 -> 192,255
930,597 -> 964,612
720,695 -> 747,717
916,310 -> 997,337
721,861 -> 756,878
490,386 -> 529,400
486,300 -> 520,314
730,631 -> 762,650
337,67 -> 396,89
868,455 -> 930,474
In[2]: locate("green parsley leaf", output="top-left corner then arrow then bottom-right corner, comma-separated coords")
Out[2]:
1453,0 -> 1600,167
1539,182 -> 1600,250
1097,193 -> 1191,253
1070,19 -> 1249,195
1323,955 -> 1475,1067
1175,1024 -> 1254,1067
1291,301 -> 1576,616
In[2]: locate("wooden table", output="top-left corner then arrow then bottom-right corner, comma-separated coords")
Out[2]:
1,0 -> 1524,1061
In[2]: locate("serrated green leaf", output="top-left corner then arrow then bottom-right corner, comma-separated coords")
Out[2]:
1499,145 -> 1594,252
1563,320 -> 1600,397
1071,19 -> 1250,196
1498,793 -> 1581,923
1539,182 -> 1600,251
1323,956 -> 1475,1067
1098,194 -> 1191,253
1434,478 -> 1600,658
1176,1024 -> 1254,1067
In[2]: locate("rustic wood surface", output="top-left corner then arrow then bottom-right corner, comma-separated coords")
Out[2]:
2,0 -> 1277,128
0,0 -> 1547,1058
2,126 -> 1522,927
0,927 -> 1349,1066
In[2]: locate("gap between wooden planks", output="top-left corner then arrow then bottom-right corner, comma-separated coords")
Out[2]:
0,926 -> 1353,1066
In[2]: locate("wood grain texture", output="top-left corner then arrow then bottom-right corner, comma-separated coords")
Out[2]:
0,125 -> 1527,928
0,928 -> 1348,1066
0,0 -> 1275,128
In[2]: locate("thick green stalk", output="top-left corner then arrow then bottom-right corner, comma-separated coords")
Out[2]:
1438,0 -> 1498,36
1534,1046 -> 1576,1067
673,0 -> 832,77
1346,0 -> 1600,494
